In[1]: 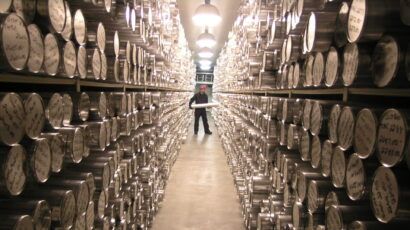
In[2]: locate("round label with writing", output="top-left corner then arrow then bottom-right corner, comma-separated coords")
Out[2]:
77,46 -> 87,79
0,1 -> 12,13
293,63 -> 300,88
306,13 -> 316,52
300,130 -> 311,161
302,100 -> 312,130
123,59 -> 130,83
114,31 -> 120,57
287,124 -> 296,149
33,200 -> 51,230
24,93 -> 45,139
92,49 -> 101,79
337,106 -> 355,150
347,0 -> 366,42
44,34 -> 60,76
61,191 -> 76,229
292,202 -> 301,229
132,44 -> 138,66
98,93 -> 107,119
48,0 -> 66,33
63,41 -> 77,78
97,190 -> 107,218
100,52 -> 107,80
373,36 -> 399,87
32,138 -> 51,183
307,181 -> 318,213
0,93 -> 25,145
48,134 -> 64,173
371,166 -> 398,223
321,140 -> 333,177
346,154 -> 365,200
287,64 -> 294,88
326,205 -> 343,230
46,93 -> 63,128
311,135 -> 322,169
2,13 -> 30,70
111,118 -> 118,141
62,94 -> 73,126
310,101 -> 322,136
72,128 -> 84,163
313,52 -> 324,86
377,109 -> 407,167
97,23 -> 106,51
354,108 -> 377,159
304,55 -> 314,87
77,182 -> 89,213
86,201 -> 94,229
74,213 -> 86,230
74,9 -> 86,45
27,24 -> 44,73
98,123 -> 107,150
61,1 -> 72,41
5,145 -> 26,196
325,47 -> 339,87
78,93 -> 90,121
102,164 -> 110,189
331,147 -> 346,188
328,104 -> 341,143
342,43 -> 359,86
297,171 -> 307,202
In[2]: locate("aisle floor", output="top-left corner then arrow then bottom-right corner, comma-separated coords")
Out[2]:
152,114 -> 244,230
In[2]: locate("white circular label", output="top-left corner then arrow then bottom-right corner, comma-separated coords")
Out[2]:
75,213 -> 86,230
97,190 -> 107,218
44,34 -> 60,76
114,31 -> 120,57
328,104 -> 341,144
33,138 -> 51,183
346,154 -> 365,200
99,93 -> 107,119
297,172 -> 307,202
342,43 -> 359,86
92,49 -> 101,79
331,147 -> 346,188
300,130 -> 311,161
46,93 -> 63,128
337,107 -> 355,150
305,55 -> 315,87
310,101 -> 322,136
61,192 -> 76,228
63,41 -> 77,78
100,52 -> 107,80
97,23 -> 106,51
62,94 -> 73,126
48,134 -> 64,173
321,140 -> 333,177
74,10 -> 86,45
354,109 -> 377,159
5,145 -> 26,196
307,13 -> 316,52
77,183 -> 89,214
302,100 -> 312,130
313,53 -> 324,86
2,13 -> 30,70
373,36 -> 399,87
348,0 -> 366,42
0,93 -> 25,145
371,166 -> 398,223
24,93 -> 45,139
27,24 -> 44,73
293,63 -> 300,88
61,1 -> 73,41
72,128 -> 84,163
86,201 -> 94,229
307,181 -> 318,213
325,47 -> 339,87
377,109 -> 407,167
311,135 -> 322,169
326,206 -> 343,230
77,46 -> 87,79
48,0 -> 66,33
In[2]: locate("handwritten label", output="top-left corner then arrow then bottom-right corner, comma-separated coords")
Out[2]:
62,94 -> 73,126
313,53 -> 324,86
371,167 -> 398,223
24,93 -> 45,139
74,10 -> 86,45
305,55 -> 314,87
99,93 -> 107,119
302,100 -> 312,130
2,13 -> 30,70
325,48 -> 339,86
74,213 -> 86,230
61,1 -> 72,41
326,206 -> 342,230
61,192 -> 76,228
373,36 -> 398,87
300,130 -> 311,160
310,101 -> 322,136
297,172 -> 307,201
86,201 -> 94,229
5,145 -> 26,195
346,154 -> 365,200
348,0 -> 366,42
92,49 -> 101,79
27,25 -> 44,73
292,203 -> 301,229
293,63 -> 300,88
0,93 -> 25,145
279,122 -> 287,145
328,105 -> 341,143
342,43 -> 359,86
48,134 -> 64,173
72,128 -> 84,163
48,0 -> 66,33
44,34 -> 60,76
354,109 -> 377,158
377,109 -> 406,167
307,181 -> 318,213
97,23 -> 106,51
311,135 -> 321,169
100,53 -> 107,80
102,164 -> 110,189
63,41 -> 77,77
77,183 -> 89,213
46,93 -> 63,128
33,138 -> 51,182
331,147 -> 346,188
77,46 -> 87,79
97,191 -> 106,218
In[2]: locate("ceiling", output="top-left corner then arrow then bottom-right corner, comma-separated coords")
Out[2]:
176,0 -> 240,65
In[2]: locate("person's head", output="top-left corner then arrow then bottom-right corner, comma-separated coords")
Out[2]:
199,85 -> 207,94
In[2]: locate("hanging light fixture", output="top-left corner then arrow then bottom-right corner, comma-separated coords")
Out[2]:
196,28 -> 217,48
192,0 -> 221,27
197,47 -> 214,58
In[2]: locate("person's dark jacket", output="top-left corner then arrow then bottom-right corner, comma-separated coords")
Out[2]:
189,93 -> 208,109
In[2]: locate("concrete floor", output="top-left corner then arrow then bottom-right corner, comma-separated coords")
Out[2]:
152,114 -> 244,230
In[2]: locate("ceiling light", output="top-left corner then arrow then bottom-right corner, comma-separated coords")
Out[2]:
196,29 -> 217,48
198,60 -> 212,66
192,1 -> 221,27
200,65 -> 212,70
198,47 -> 213,58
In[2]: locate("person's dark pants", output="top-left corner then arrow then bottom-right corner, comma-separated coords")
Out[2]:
194,109 -> 210,134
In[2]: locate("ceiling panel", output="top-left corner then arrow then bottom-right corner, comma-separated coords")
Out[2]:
176,0 -> 240,65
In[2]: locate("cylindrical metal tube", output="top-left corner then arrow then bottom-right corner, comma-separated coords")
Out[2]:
331,146 -> 348,188
0,215 -> 34,230
0,93 -> 26,145
27,24 -> 44,73
353,108 -> 379,159
325,47 -> 342,87
0,145 -> 27,196
40,133 -> 64,174
58,127 -> 84,164
21,93 -> 45,140
321,139 -> 334,178
337,106 -> 357,150
43,33 -> 61,76
24,138 -> 51,184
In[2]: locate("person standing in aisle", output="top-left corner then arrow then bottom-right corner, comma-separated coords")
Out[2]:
189,85 -> 212,135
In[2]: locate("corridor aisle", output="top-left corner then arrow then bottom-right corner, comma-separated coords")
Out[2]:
152,115 -> 244,230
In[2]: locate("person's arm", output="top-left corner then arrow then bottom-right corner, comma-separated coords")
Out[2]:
189,94 -> 196,109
